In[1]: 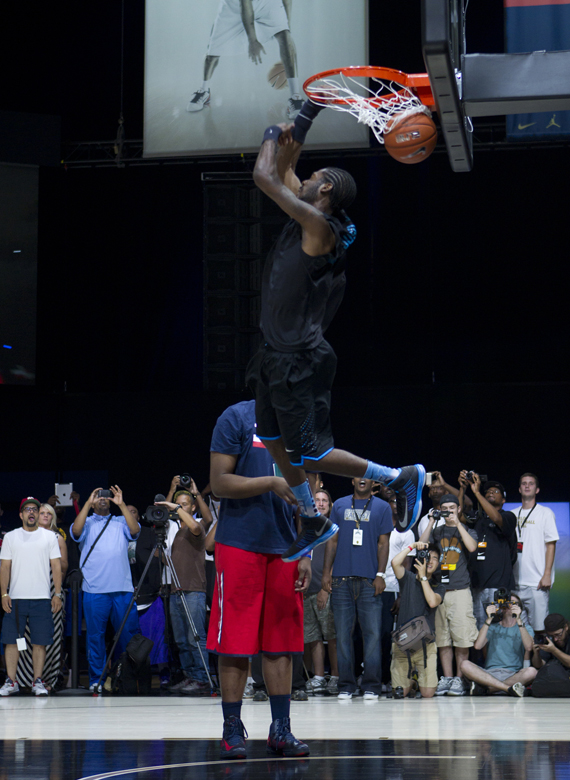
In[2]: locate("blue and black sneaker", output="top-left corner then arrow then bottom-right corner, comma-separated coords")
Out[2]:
281,515 -> 338,562
267,717 -> 310,757
388,464 -> 426,532
220,715 -> 248,760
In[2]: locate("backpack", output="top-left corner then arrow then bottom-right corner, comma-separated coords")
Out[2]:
531,658 -> 570,698
392,615 -> 435,679
107,634 -> 154,695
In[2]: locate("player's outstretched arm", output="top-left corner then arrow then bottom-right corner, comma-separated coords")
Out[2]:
254,125 -> 332,251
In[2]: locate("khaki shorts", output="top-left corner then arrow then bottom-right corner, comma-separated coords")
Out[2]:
303,592 -> 336,643
391,641 -> 438,688
435,588 -> 478,648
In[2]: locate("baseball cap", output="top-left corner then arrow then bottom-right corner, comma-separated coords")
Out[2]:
483,481 -> 506,498
20,497 -> 41,511
440,493 -> 459,506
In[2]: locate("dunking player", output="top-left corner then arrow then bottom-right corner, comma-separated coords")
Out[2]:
187,0 -> 303,119
247,100 -> 426,562
208,400 -> 310,759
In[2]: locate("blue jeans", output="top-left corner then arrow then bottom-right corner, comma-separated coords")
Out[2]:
331,577 -> 383,695
83,591 -> 140,685
169,591 -> 208,683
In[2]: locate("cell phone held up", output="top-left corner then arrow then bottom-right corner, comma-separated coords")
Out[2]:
98,489 -> 113,499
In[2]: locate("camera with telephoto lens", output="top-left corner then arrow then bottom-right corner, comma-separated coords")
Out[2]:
432,509 -> 450,520
485,587 -> 513,623
179,473 -> 192,488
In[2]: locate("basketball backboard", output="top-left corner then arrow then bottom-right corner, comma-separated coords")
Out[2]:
422,0 -> 570,171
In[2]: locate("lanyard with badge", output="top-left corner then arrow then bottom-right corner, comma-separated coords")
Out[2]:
440,536 -> 459,583
516,504 -> 536,554
351,495 -> 372,546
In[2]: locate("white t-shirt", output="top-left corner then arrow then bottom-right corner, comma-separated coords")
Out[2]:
512,503 -> 559,588
0,527 -> 61,599
204,499 -> 220,563
385,529 -> 416,592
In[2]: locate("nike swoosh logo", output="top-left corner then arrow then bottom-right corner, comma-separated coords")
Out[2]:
285,448 -> 295,453
517,122 -> 536,130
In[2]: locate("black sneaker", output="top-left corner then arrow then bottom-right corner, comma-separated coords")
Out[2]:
387,465 -> 426,532
393,686 -> 404,699
291,688 -> 308,701
281,515 -> 338,562
267,718 -> 310,757
469,681 -> 488,696
220,715 -> 248,760
253,689 -> 269,702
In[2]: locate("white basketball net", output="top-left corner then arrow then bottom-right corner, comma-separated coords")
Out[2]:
306,72 -> 432,144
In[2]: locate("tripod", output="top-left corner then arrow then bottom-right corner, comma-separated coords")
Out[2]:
93,521 -> 214,693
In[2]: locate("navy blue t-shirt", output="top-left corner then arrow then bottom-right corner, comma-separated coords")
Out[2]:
210,400 -> 296,555
330,494 -> 393,579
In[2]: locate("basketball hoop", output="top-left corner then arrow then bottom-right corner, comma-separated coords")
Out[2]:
303,66 -> 434,144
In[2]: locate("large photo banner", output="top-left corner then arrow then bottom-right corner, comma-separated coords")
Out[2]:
144,0 -> 369,157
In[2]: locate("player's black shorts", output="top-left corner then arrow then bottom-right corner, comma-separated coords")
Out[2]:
246,340 -> 337,466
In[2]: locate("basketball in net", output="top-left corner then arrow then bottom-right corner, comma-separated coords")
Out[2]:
383,112 -> 438,164
303,66 -> 438,164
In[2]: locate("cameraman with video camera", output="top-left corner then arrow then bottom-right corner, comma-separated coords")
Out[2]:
154,479 -> 212,696
390,541 -> 445,698
460,472 -> 517,629
460,591 -> 536,697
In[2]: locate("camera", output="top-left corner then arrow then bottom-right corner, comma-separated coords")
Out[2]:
144,504 -> 170,527
465,471 -> 488,483
98,489 -> 112,498
432,509 -> 450,520
417,548 -> 431,562
179,473 -> 192,488
485,588 -> 513,623
536,635 -> 549,646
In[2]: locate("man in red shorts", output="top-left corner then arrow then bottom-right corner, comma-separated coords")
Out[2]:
208,399 -> 311,759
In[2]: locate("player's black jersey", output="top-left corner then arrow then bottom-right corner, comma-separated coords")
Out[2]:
259,212 -> 356,352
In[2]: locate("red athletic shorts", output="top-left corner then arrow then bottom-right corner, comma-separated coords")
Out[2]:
206,542 -> 304,656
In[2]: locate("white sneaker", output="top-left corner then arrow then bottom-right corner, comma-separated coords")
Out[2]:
186,88 -> 211,113
435,676 -> 453,696
89,683 -> 103,693
32,678 -> 48,696
362,691 -> 379,701
337,691 -> 352,700
0,677 -> 19,696
286,93 -> 304,120
447,676 -> 465,696
306,676 -> 328,695
243,682 -> 254,699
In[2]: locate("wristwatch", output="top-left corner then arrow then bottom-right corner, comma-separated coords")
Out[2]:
376,572 -> 387,579
55,593 -> 63,600
421,576 -> 428,582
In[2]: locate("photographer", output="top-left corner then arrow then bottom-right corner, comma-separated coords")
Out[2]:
71,486 -> 141,692
420,493 -> 478,696
531,613 -> 570,697
390,542 -> 445,699
460,593 -> 536,697
461,473 -> 517,629
155,487 -> 210,696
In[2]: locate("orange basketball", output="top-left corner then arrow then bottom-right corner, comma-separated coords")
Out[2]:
267,62 -> 287,90
383,112 -> 438,164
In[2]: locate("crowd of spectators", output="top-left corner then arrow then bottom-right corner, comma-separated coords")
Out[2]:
0,468 -> 567,699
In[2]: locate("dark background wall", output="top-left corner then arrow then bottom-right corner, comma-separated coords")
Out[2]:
0,1 -> 568,518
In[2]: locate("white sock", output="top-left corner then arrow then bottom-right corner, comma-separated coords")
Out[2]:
287,77 -> 300,96
202,80 -> 211,92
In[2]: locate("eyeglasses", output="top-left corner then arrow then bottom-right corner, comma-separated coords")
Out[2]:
24,506 -> 38,513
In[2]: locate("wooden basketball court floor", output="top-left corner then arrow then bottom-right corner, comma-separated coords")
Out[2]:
1,694 -> 569,780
